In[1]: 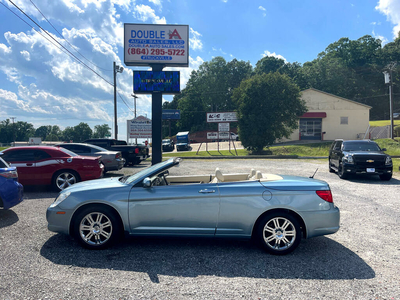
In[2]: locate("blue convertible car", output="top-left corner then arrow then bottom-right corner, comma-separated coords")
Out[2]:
0,154 -> 23,210
47,158 -> 340,255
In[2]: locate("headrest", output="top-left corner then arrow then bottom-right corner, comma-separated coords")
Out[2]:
215,168 -> 224,182
255,171 -> 262,179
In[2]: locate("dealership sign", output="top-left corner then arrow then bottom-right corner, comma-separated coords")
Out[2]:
207,132 -> 233,140
207,112 -> 237,123
127,116 -> 152,139
124,24 -> 189,67
134,71 -> 180,94
162,109 -> 181,120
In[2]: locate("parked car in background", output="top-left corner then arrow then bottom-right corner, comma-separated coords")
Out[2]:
393,112 -> 400,119
84,139 -> 149,166
1,146 -> 104,191
0,153 -> 23,210
162,139 -> 174,152
329,139 -> 393,180
47,158 -> 340,255
54,143 -> 125,173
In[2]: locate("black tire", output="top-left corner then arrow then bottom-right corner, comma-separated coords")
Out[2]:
52,170 -> 80,191
338,162 -> 348,179
256,212 -> 302,255
379,174 -> 392,181
72,206 -> 121,250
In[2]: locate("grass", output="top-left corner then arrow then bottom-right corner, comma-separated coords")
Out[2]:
370,120 -> 400,127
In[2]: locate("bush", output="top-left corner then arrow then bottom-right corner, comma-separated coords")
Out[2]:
395,125 -> 400,137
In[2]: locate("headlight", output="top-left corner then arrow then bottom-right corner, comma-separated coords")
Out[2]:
343,154 -> 354,164
50,191 -> 71,208
385,156 -> 392,165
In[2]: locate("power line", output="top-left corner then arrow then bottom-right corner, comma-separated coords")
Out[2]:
3,0 -> 114,87
28,0 -> 112,72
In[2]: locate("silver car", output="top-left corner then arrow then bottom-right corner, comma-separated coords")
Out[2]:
46,158 -> 340,255
55,143 -> 125,173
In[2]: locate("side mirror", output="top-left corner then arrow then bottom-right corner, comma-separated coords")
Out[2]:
143,177 -> 151,188
381,148 -> 387,151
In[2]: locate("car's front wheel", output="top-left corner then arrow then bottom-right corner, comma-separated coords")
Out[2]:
338,162 -> 348,179
256,212 -> 302,255
52,170 -> 80,191
72,206 -> 121,250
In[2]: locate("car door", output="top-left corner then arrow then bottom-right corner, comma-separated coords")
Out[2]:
2,149 -> 37,185
128,183 -> 220,235
330,141 -> 342,168
33,150 -> 57,185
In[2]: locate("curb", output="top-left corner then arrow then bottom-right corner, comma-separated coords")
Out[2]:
163,155 -> 329,160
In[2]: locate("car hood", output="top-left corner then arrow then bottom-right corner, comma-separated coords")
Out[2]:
260,175 -> 329,191
343,151 -> 387,156
64,177 -> 125,193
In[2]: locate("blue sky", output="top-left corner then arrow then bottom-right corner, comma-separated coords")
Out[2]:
0,0 -> 399,141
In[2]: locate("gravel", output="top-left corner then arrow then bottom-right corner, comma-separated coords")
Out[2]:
0,158 -> 399,300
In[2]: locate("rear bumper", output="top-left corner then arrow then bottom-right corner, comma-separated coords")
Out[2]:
300,206 -> 340,239
0,180 -> 23,210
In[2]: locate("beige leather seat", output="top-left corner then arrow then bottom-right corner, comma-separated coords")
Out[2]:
211,168 -> 224,183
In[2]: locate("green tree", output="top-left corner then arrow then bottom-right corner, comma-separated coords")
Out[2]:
93,124 -> 111,138
35,125 -> 52,140
73,122 -> 92,142
233,72 -> 307,152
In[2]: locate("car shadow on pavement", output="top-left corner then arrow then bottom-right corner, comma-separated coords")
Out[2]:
40,234 -> 375,283
338,175 -> 400,185
0,209 -> 19,228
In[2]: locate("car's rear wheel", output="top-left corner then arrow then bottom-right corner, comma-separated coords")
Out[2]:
73,206 -> 121,250
379,174 -> 392,181
328,158 -> 335,173
256,212 -> 302,255
53,170 -> 80,191
338,162 -> 348,179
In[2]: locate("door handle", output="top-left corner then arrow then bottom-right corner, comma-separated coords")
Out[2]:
199,189 -> 215,194
26,163 -> 33,166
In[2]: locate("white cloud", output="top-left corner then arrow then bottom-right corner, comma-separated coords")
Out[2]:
190,28 -> 203,51
372,30 -> 389,45
259,6 -> 266,11
376,0 -> 400,38
221,0 -> 228,2
149,0 -> 162,7
134,4 -> 167,24
165,56 -> 204,89
20,50 -> 31,61
261,50 -> 287,61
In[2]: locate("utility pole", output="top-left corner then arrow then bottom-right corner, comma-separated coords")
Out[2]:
113,62 -> 124,140
10,117 -> 16,145
383,62 -> 396,139
131,94 -> 139,145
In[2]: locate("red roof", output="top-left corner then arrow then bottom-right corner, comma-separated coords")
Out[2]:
300,112 -> 327,118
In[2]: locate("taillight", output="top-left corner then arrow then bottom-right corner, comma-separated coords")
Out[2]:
0,170 -> 18,179
115,153 -> 121,159
316,190 -> 333,203
135,148 -> 139,154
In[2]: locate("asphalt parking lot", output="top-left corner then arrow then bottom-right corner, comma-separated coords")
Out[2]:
1,159 -> 399,300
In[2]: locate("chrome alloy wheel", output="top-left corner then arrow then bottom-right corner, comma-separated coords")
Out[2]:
263,217 -> 296,251
79,212 -> 113,246
55,172 -> 77,190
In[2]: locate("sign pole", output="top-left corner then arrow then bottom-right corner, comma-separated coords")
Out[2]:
151,64 -> 163,165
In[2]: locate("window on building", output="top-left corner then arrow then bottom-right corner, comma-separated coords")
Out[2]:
340,117 -> 348,125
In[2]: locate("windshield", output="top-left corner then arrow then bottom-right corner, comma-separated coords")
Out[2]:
342,142 -> 381,152
124,158 -> 178,184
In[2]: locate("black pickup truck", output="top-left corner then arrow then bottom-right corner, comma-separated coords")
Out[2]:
83,139 -> 150,166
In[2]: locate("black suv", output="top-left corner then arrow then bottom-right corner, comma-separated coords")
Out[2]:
329,139 -> 393,181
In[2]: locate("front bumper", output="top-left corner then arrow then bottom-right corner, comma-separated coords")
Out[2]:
342,163 -> 393,175
46,206 -> 73,235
